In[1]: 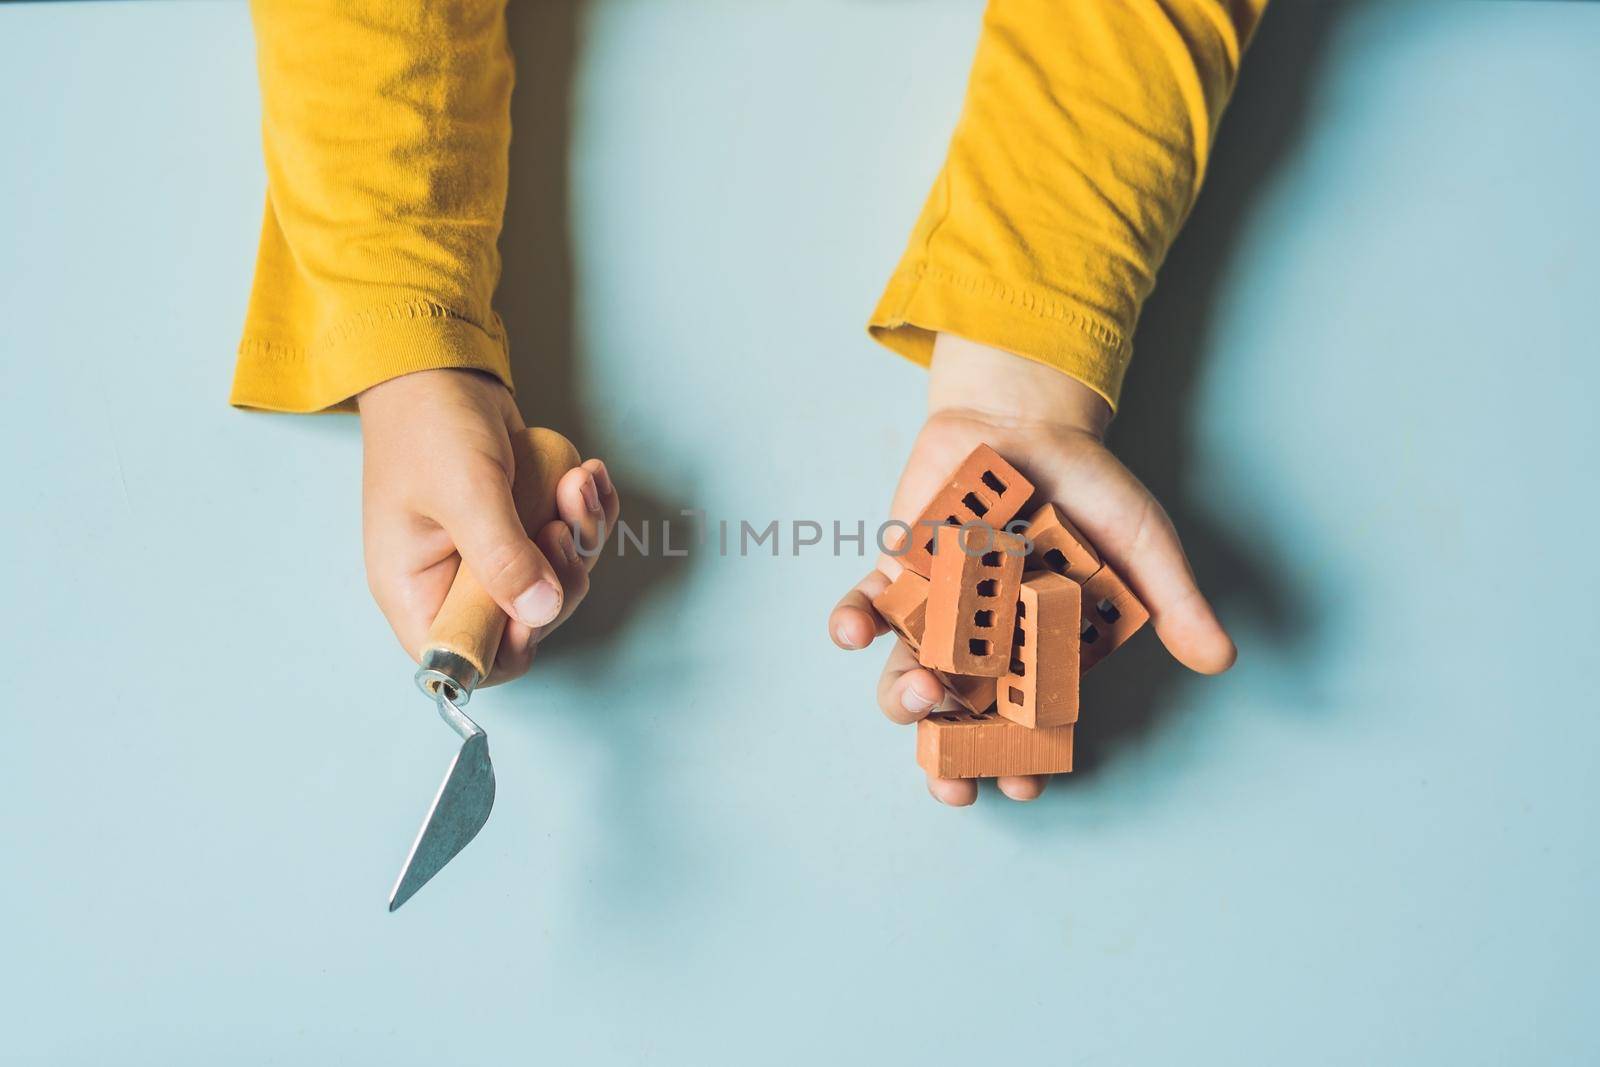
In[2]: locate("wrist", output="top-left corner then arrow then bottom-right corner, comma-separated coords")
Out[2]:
356,367 -> 507,418
927,333 -> 1112,439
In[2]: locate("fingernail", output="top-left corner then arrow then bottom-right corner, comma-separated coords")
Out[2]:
900,684 -> 936,716
558,527 -> 580,566
834,624 -> 860,650
593,462 -> 613,497
581,475 -> 602,514
513,581 -> 561,627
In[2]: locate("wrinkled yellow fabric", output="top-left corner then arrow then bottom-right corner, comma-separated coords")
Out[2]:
233,0 -> 513,413
870,0 -> 1267,409
233,0 -> 1264,414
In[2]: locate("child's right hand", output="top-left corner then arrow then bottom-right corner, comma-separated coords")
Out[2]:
357,368 -> 620,685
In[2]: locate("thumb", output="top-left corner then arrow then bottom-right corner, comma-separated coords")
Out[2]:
438,471 -> 564,629
1107,496 -> 1235,675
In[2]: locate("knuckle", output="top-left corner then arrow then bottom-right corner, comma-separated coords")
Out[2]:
473,538 -> 536,592
565,566 -> 591,601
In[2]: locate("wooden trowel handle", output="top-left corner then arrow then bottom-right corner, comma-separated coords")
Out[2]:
417,427 -> 581,701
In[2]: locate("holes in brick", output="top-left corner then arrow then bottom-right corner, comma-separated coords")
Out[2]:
1009,659 -> 1026,676
962,492 -> 989,518
1043,548 -> 1068,574
1014,628 -> 1026,647
1008,686 -> 1025,705
976,579 -> 998,597
1096,598 -> 1121,624
968,638 -> 991,656
973,609 -> 994,628
940,713 -> 960,723
981,470 -> 1006,494
1081,622 -> 1100,644
981,551 -> 1002,567
1016,600 -> 1026,620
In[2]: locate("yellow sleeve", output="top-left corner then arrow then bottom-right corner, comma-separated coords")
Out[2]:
869,0 -> 1268,410
232,0 -> 514,413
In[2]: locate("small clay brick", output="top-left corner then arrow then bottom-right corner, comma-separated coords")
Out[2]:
1079,563 -> 1150,671
872,570 -> 997,713
1021,503 -> 1100,584
937,670 -> 999,715
996,572 -> 1081,729
898,444 -> 1035,578
919,525 -> 1025,678
871,570 -> 929,648
916,708 -> 1074,779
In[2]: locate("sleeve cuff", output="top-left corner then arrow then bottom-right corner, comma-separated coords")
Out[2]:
230,301 -> 512,414
867,263 -> 1132,412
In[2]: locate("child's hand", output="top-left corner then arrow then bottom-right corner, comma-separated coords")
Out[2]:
828,334 -> 1234,805
357,368 -> 620,685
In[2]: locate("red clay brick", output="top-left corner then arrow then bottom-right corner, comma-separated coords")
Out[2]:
871,570 -> 996,713
1079,564 -> 1150,671
919,525 -> 1025,677
916,708 -> 1074,778
996,572 -> 1081,729
871,569 -> 929,648
898,444 -> 1034,578
1021,503 -> 1101,584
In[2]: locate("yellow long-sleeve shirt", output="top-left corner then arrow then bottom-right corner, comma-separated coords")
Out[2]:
233,0 -> 1265,415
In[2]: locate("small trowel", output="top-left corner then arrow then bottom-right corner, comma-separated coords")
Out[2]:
388,427 -> 581,912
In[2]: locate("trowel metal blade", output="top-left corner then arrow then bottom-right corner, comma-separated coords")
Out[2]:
388,732 -> 496,912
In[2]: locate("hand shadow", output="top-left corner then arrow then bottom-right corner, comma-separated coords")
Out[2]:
498,0 -> 701,913
1025,1 -> 1354,801
499,0 -> 693,656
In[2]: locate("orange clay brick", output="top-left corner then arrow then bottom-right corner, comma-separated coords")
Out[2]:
996,572 -> 1081,729
920,525 -> 1025,678
872,570 -> 930,647
1021,503 -> 1100,584
916,708 -> 1074,778
937,671 -> 999,715
898,444 -> 1034,578
1079,563 -> 1150,672
871,570 -> 997,713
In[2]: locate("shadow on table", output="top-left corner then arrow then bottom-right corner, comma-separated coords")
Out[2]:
1018,1 -> 1354,802
500,0 -> 695,659
497,1 -> 704,911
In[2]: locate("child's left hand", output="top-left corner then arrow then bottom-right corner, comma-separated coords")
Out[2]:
827,334 -> 1234,805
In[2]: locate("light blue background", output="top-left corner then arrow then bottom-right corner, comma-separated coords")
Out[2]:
3,1 -> 1598,1063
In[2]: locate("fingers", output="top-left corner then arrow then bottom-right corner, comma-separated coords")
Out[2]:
927,777 -> 977,806
485,619 -> 539,687
482,519 -> 583,687
996,775 -> 1048,802
926,774 -> 1048,805
533,518 -> 591,634
872,624 -> 1053,805
876,640 -> 956,724
436,464 -> 564,629
830,570 -> 891,650
558,460 -> 618,572
1112,494 -> 1236,676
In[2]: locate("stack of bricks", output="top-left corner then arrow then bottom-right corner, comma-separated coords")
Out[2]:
871,445 -> 1151,780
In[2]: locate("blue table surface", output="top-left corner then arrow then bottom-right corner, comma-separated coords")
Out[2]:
3,2 -> 1597,1063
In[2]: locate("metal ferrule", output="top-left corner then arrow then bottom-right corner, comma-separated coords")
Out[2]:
415,649 -> 482,706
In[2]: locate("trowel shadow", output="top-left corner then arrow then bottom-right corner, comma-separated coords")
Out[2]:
997,1 -> 1352,810
497,0 -> 703,910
